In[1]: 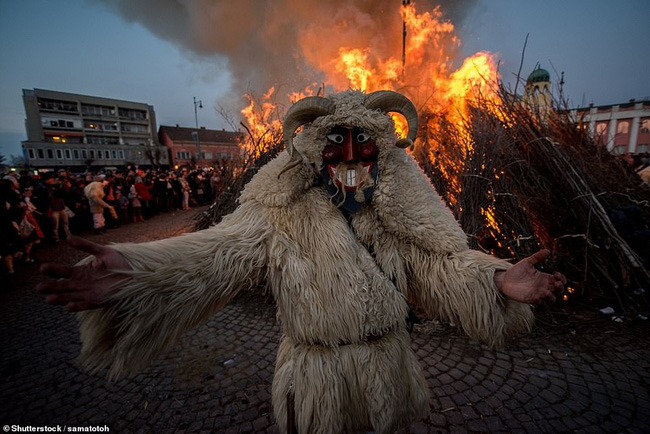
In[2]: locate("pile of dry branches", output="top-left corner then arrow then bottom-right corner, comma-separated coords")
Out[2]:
415,89 -> 650,313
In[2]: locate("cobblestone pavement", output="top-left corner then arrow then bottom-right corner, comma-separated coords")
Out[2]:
1,207 -> 649,433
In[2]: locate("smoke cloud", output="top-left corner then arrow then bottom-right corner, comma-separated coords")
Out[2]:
92,0 -> 478,107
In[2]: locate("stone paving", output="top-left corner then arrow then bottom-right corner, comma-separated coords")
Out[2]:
1,207 -> 649,433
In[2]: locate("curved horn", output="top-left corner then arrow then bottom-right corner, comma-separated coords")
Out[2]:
364,90 -> 418,149
283,96 -> 335,161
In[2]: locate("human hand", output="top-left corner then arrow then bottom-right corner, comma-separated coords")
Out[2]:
494,249 -> 567,304
37,236 -> 132,312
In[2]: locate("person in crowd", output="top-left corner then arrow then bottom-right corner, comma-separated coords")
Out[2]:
129,179 -> 144,223
21,186 -> 45,242
152,172 -> 168,215
1,177 -> 25,274
51,177 -> 72,242
70,177 -> 90,231
179,172 -> 191,210
113,171 -> 128,194
32,173 -> 56,242
1,175 -> 40,270
133,176 -> 153,219
193,172 -> 208,205
18,170 -> 35,191
103,173 -> 120,229
116,189 -> 130,226
169,172 -> 182,211
210,170 -> 222,201
84,178 -> 115,234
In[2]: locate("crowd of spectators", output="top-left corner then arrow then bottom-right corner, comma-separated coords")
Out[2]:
1,166 -> 225,276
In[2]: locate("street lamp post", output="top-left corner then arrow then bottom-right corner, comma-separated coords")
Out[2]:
193,96 -> 203,167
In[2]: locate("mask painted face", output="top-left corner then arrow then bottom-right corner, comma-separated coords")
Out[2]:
321,126 -> 380,213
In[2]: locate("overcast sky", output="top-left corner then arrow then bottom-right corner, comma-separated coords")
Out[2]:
1,0 -> 648,158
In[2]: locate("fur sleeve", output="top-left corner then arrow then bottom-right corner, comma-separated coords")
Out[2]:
404,247 -> 534,348
76,201 -> 271,379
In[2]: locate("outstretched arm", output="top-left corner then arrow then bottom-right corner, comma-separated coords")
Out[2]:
38,237 -> 132,311
38,201 -> 271,379
404,247 -> 565,348
494,249 -> 566,304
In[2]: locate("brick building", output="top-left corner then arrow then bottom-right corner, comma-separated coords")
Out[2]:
158,125 -> 243,168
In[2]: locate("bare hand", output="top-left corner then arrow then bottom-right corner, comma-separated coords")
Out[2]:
37,236 -> 132,312
495,249 -> 567,304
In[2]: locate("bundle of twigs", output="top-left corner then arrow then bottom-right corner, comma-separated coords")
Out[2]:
415,88 -> 650,313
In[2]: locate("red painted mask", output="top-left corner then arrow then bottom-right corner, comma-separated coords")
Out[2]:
321,126 -> 380,212
322,126 -> 379,191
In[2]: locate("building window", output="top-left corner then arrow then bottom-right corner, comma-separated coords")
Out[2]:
37,149 -> 44,159
176,151 -> 191,159
47,149 -> 54,159
82,104 -> 115,117
89,150 -> 95,159
73,150 -> 79,159
118,108 -> 147,120
613,145 -> 626,155
81,149 -> 88,159
617,121 -> 629,135
596,122 -> 607,135
111,150 -> 117,159
637,144 -> 649,154
118,150 -> 124,159
56,149 -> 63,159
97,150 -> 103,159
105,151 -> 111,160
64,149 -> 71,159
121,123 -> 148,133
38,98 -> 77,112
28,149 -> 36,159
87,135 -> 119,145
641,119 -> 650,133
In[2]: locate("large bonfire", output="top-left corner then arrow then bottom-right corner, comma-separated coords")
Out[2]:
198,1 -> 650,314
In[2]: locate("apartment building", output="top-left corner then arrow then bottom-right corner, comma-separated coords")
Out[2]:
21,88 -> 169,170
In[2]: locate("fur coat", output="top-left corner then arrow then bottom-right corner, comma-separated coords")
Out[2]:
76,91 -> 533,434
83,181 -> 111,214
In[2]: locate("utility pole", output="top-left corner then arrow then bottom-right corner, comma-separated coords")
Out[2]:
402,0 -> 410,80
193,96 -> 203,167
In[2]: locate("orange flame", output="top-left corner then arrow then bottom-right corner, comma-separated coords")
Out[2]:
237,0 -> 506,246
240,87 -> 283,157
241,0 -> 501,167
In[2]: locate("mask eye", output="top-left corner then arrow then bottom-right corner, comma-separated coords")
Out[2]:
327,133 -> 345,144
356,132 -> 371,143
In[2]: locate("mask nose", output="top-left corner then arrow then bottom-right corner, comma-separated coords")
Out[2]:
342,129 -> 357,162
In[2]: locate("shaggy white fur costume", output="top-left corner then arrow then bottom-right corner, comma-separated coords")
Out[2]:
77,91 -> 533,434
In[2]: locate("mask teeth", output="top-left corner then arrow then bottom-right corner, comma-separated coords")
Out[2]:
346,169 -> 357,186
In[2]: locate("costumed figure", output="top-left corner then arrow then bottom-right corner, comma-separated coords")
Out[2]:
84,180 -> 117,233
39,90 -> 565,434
